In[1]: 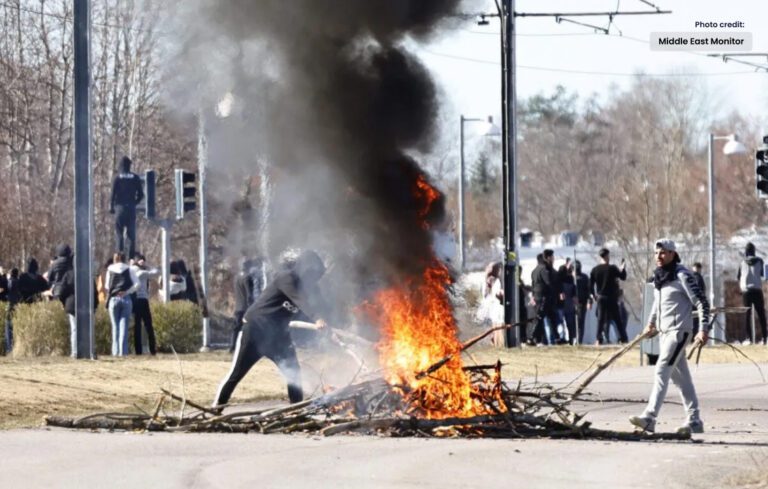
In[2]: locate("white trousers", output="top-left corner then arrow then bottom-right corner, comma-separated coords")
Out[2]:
644,329 -> 700,421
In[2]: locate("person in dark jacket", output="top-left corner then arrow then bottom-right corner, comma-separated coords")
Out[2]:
105,252 -> 139,356
691,262 -> 706,339
737,242 -> 767,345
47,244 -> 98,357
557,264 -> 577,344
213,250 -> 329,408
169,259 -> 199,304
531,249 -> 560,346
573,260 -> 592,345
231,258 -> 255,353
589,248 -> 628,344
109,156 -> 144,259
18,258 -> 48,303
4,268 -> 20,354
131,253 -> 159,355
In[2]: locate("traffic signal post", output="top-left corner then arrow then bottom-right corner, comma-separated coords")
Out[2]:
756,136 -> 768,198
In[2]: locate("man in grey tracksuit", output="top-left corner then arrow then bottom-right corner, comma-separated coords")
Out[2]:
630,239 -> 710,434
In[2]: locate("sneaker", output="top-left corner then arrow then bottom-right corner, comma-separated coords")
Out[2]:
629,414 -> 656,433
677,419 -> 704,435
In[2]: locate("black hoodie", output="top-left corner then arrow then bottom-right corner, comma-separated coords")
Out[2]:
110,156 -> 144,211
244,251 -> 328,332
18,258 -> 48,303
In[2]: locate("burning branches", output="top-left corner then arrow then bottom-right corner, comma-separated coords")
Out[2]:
44,325 -> 690,442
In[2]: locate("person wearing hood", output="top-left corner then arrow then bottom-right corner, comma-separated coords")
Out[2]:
18,258 -> 48,303
230,258 -> 255,353
47,244 -> 98,357
630,239 -> 710,435
737,242 -> 767,345
109,155 -> 144,259
213,250 -> 329,408
105,252 -> 140,356
531,249 -> 560,346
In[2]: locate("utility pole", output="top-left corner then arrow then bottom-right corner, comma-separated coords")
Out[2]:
198,112 -> 211,351
73,0 -> 94,359
500,0 -> 518,347
490,0 -> 670,347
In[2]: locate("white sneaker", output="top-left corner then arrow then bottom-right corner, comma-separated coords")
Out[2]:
629,415 -> 656,433
677,418 -> 704,435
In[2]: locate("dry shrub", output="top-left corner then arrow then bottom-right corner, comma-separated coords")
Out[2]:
94,307 -> 113,355
150,300 -> 202,353
12,301 -> 69,357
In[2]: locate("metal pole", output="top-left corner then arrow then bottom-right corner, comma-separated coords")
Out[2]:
501,0 -> 518,347
459,116 -> 466,271
708,133 -> 718,342
161,222 -> 171,304
198,112 -> 210,350
73,0 -> 94,359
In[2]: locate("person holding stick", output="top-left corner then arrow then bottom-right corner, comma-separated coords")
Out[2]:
630,239 -> 709,434
213,250 -> 329,408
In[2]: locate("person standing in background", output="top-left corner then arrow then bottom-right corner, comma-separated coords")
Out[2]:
231,258 -> 255,353
691,262 -> 706,340
573,260 -> 592,345
105,253 -> 139,356
131,253 -> 159,355
590,248 -> 628,344
109,156 -> 144,259
737,242 -> 767,345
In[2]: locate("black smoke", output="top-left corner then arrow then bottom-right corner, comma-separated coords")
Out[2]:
169,0 -> 465,300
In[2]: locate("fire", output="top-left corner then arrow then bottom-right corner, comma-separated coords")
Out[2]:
365,175 -> 504,419
413,174 -> 440,228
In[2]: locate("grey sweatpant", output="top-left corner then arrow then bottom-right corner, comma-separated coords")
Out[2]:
643,329 -> 700,421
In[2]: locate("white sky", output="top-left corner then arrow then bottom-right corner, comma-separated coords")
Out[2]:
419,0 -> 768,128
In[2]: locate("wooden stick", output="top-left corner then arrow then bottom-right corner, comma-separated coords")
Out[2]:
160,389 -> 219,416
709,337 -> 766,382
569,332 -> 651,401
416,318 -> 537,379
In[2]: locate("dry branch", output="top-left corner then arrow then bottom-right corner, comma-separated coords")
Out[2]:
569,332 -> 651,401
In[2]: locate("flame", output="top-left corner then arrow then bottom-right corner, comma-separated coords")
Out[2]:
364,176 -> 503,419
414,174 -> 440,228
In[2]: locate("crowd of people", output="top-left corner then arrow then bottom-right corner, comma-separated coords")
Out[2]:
478,247 -> 632,346
0,247 -> 198,357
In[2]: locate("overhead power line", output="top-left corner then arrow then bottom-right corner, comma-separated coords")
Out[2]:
419,49 -> 759,77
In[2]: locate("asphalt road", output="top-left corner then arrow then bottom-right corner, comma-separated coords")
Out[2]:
0,363 -> 765,489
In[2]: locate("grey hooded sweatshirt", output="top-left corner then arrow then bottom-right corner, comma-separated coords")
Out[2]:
648,264 -> 710,334
737,256 -> 764,292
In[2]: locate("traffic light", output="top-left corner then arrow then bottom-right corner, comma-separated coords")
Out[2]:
757,147 -> 768,199
174,169 -> 197,220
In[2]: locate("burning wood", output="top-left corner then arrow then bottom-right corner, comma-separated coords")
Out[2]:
44,322 -> 689,441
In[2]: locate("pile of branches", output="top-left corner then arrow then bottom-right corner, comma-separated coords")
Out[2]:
45,324 -> 689,441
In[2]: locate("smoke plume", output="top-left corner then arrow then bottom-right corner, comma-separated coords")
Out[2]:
166,0 -> 466,315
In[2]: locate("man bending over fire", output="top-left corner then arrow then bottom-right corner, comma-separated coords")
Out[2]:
213,250 -> 328,408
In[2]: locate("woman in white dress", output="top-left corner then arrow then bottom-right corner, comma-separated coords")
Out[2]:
476,262 -> 505,346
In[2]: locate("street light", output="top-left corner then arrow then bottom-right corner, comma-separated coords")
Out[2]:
459,115 -> 501,270
708,133 -> 747,341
